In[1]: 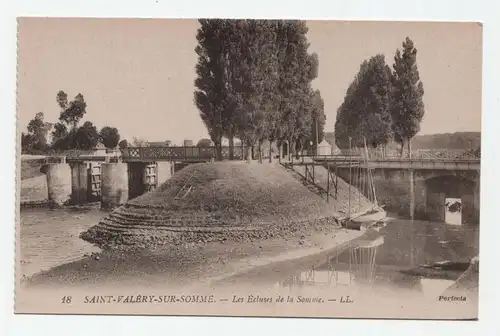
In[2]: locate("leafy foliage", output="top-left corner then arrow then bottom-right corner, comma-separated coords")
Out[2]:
335,54 -> 393,149
390,37 -> 425,156
73,121 -> 99,150
99,126 -> 120,149
196,138 -> 213,147
303,89 -> 325,152
118,139 -> 128,150
334,37 -> 426,156
273,21 -> 318,155
51,91 -> 95,151
230,20 -> 280,159
132,137 -> 149,147
193,19 -> 318,161
57,91 -> 87,129
51,122 -> 70,150
21,112 -> 52,153
25,90 -> 122,153
194,19 -> 237,159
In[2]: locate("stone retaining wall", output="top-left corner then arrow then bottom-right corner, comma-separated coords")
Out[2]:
80,213 -> 340,249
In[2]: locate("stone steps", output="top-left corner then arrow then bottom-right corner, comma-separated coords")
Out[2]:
105,212 -> 237,228
98,218 -> 262,233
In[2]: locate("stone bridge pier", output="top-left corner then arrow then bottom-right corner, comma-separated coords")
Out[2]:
336,167 -> 480,226
42,160 -> 174,208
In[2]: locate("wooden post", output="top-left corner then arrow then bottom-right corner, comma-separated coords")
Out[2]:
409,169 -> 415,220
326,164 -> 330,203
335,168 -> 338,199
312,163 -> 315,183
315,119 -> 319,156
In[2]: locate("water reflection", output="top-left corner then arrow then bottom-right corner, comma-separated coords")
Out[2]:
276,220 -> 478,298
278,232 -> 386,291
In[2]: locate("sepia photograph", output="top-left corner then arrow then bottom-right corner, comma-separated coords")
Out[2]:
15,17 -> 481,319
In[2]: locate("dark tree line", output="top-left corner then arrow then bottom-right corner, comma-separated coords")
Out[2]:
335,37 -> 425,157
21,90 -> 123,154
21,112 -> 52,153
194,19 -> 326,162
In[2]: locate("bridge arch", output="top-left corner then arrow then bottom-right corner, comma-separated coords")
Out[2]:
424,174 -> 479,225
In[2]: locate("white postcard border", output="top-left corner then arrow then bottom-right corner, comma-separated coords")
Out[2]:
2,0 -> 500,335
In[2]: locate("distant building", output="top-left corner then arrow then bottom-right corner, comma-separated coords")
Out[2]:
148,141 -> 171,147
184,139 -> 194,147
324,132 -> 341,155
317,140 -> 333,155
92,142 -> 107,156
221,138 -> 243,146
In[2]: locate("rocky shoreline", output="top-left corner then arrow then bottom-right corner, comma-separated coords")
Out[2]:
80,207 -> 342,249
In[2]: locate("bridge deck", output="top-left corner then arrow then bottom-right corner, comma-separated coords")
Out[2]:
22,147 -> 480,171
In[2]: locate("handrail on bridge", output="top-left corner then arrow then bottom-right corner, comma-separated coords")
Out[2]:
24,146 -> 480,163
298,149 -> 480,162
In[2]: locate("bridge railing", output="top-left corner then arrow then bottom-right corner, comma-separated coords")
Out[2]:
336,148 -> 480,161
122,146 -> 246,161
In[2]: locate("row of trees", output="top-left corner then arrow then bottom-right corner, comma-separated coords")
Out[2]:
334,37 -> 425,157
194,19 -> 326,162
21,91 -> 124,154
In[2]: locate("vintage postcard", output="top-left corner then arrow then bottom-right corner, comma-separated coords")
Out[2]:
16,18 -> 481,319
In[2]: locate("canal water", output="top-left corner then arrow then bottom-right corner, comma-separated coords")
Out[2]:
20,208 -> 479,301
214,218 -> 479,301
19,207 -> 107,278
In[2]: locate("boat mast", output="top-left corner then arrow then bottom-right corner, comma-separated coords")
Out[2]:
363,137 -> 378,207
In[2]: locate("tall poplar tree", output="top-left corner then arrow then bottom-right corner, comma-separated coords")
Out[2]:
334,54 -> 393,150
273,20 -> 317,160
230,20 -> 280,162
391,37 -> 425,158
193,19 -> 318,162
194,19 -> 236,160
307,89 -> 326,153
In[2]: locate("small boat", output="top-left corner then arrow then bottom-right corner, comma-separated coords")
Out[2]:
344,208 -> 387,231
343,138 -> 387,231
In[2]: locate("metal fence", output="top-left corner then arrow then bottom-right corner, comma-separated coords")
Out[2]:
338,148 -> 480,161
122,146 -> 246,161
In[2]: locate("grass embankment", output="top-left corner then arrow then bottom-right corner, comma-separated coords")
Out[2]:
81,161 -> 343,248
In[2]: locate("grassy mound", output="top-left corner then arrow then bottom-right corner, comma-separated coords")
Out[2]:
81,162 -> 341,248
131,161 -> 337,221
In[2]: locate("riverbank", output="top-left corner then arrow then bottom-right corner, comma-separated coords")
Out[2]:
21,222 -> 361,290
19,208 -> 105,278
